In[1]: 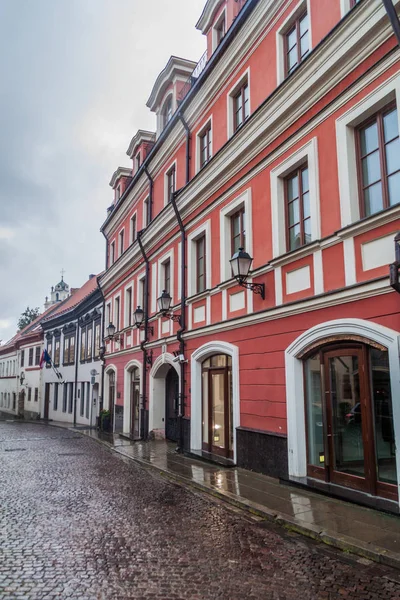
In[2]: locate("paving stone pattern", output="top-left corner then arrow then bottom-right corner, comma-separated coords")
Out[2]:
1,422 -> 400,600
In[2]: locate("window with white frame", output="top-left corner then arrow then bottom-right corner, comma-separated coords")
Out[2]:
125,286 -> 133,328
270,137 -> 320,258
114,296 -> 120,331
227,70 -> 250,138
163,259 -> 171,294
143,197 -> 149,227
137,275 -> 146,311
212,8 -> 226,51
119,229 -> 125,257
135,152 -> 141,172
336,77 -> 400,228
130,214 -> 137,243
165,164 -> 176,203
276,1 -> 311,84
197,120 -> 212,172
220,190 -> 252,281
110,241 -> 115,266
161,95 -> 173,130
106,303 -> 111,328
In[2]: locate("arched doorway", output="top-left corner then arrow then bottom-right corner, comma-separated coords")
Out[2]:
304,341 -> 397,500
130,367 -> 141,439
201,354 -> 233,459
165,367 -> 179,442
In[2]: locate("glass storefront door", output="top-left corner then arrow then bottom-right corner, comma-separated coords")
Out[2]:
202,355 -> 233,458
130,368 -> 140,439
305,343 -> 397,500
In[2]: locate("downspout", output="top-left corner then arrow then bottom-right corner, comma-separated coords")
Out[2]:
73,320 -> 79,426
144,165 -> 154,224
170,191 -> 187,452
178,111 -> 191,185
97,276 -> 106,425
137,229 -> 150,439
382,0 -> 400,46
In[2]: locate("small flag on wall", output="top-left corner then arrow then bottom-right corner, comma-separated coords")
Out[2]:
39,349 -> 52,369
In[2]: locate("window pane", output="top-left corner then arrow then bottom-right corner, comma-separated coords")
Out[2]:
301,167 -> 309,192
287,174 -> 299,200
304,217 -> 311,244
299,13 -> 308,36
362,151 -> 381,186
300,32 -> 309,58
385,138 -> 400,175
360,122 -> 379,156
364,182 -> 383,216
388,172 -> 400,207
303,191 -> 310,218
370,349 -> 397,485
202,371 -> 209,444
287,27 -> 297,50
288,199 -> 299,226
383,108 -> 399,142
305,354 -> 324,467
289,224 -> 301,250
287,47 -> 298,71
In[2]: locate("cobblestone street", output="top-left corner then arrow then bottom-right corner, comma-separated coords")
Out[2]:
1,422 -> 400,599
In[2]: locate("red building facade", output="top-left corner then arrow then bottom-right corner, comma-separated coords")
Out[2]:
99,0 -> 400,512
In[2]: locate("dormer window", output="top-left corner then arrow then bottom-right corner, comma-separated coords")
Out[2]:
213,9 -> 227,52
135,152 -> 141,172
162,96 -> 173,129
116,185 -> 121,201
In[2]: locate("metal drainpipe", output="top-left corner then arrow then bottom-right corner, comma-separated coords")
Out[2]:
137,229 -> 150,439
178,111 -> 191,185
97,276 -> 106,425
73,322 -> 79,427
170,192 -> 187,453
144,165 -> 154,224
382,0 -> 400,46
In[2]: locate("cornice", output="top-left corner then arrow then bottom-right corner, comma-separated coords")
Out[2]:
146,56 -> 197,111
126,130 -> 156,159
109,167 -> 132,189
196,0 -> 224,33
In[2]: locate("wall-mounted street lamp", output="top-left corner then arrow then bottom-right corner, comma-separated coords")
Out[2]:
229,248 -> 265,299
106,322 -> 124,346
157,290 -> 182,325
389,232 -> 400,293
133,306 -> 154,335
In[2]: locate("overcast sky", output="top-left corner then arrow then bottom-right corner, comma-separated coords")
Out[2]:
0,0 -> 206,343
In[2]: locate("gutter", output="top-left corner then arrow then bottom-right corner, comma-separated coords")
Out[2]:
137,229 -> 151,439
144,165 -> 154,223
170,192 -> 187,452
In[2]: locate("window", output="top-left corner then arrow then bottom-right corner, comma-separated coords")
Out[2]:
285,164 -> 311,251
62,384 -> 67,412
80,383 -> 85,417
94,321 -> 101,359
28,348 -> 33,367
68,383 -> 73,414
86,326 -> 93,360
80,329 -> 86,361
163,260 -> 171,294
126,288 -> 133,328
285,12 -> 309,75
110,241 -> 115,266
115,297 -> 120,331
119,230 -> 124,256
20,350 -> 24,367
35,346 -> 41,366
216,15 -> 225,45
138,277 -> 146,310
116,185 -> 121,201
135,152 -> 141,172
86,382 -> 90,420
47,339 -> 52,367
28,387 -> 32,402
196,235 -> 206,294
231,208 -> 246,255
356,105 -> 400,218
54,383 -> 59,411
143,197 -> 149,227
166,166 -> 176,202
200,125 -> 212,168
34,388 -> 38,403
63,335 -> 75,365
162,96 -> 173,129
233,83 -> 249,132
54,338 -> 60,367
130,214 -> 137,243
106,303 -> 111,327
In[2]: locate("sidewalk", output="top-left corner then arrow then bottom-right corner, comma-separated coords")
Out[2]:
30,421 -> 400,570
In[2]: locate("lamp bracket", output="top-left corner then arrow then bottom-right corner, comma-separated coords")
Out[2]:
236,279 -> 265,300
136,324 -> 154,335
161,312 -> 182,325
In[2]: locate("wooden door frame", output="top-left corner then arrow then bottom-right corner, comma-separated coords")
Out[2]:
130,378 -> 140,438
202,364 -> 233,459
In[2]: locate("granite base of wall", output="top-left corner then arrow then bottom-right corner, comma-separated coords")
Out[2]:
182,417 -> 191,451
236,427 -> 288,480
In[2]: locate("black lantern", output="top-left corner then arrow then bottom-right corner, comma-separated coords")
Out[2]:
106,322 -> 116,339
157,290 -> 172,314
395,231 -> 400,262
229,247 -> 265,299
157,290 -> 181,324
134,306 -> 145,328
390,232 -> 400,293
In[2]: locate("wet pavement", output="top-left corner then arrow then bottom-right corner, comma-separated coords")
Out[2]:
1,422 -> 400,599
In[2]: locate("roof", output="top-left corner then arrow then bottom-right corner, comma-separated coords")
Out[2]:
55,278 -> 69,291
0,302 -> 63,353
109,167 -> 132,189
126,130 -> 156,159
41,274 -> 102,324
146,56 -> 197,112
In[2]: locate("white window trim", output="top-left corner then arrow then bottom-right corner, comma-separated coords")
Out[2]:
164,159 -> 177,206
158,92 -> 175,136
135,151 -> 141,173
212,6 -> 227,53
113,293 -> 121,331
340,0 -> 360,17
136,271 -> 146,309
110,241 -> 115,265
129,211 -> 137,244
188,220 -> 212,297
276,0 -> 312,85
143,196 -> 150,228
219,188 -> 253,282
195,116 -> 213,174
118,228 -> 125,257
270,137 -> 320,259
157,250 -> 175,303
106,302 -> 112,328
226,67 -> 251,139
124,283 -> 134,329
336,73 -> 400,228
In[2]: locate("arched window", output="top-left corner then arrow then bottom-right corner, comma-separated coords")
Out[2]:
201,354 -> 232,458
162,96 -> 173,129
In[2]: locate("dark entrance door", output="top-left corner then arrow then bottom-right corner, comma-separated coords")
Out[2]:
130,368 -> 140,439
305,344 -> 397,501
165,368 -> 179,442
109,371 -> 115,432
44,383 -> 50,420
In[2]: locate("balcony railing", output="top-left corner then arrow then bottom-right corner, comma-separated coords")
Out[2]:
178,50 -> 208,103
